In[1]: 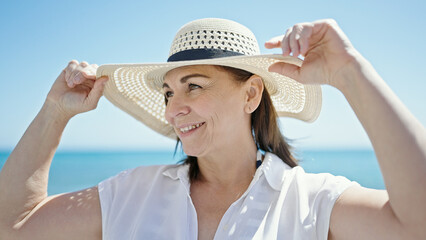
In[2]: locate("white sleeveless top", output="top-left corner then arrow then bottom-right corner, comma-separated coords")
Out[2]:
98,152 -> 358,240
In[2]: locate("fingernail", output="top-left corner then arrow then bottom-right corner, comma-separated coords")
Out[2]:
295,34 -> 301,40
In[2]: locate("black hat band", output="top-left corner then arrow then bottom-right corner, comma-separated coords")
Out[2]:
167,48 -> 244,62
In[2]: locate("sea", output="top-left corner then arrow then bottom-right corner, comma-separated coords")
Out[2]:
0,149 -> 385,195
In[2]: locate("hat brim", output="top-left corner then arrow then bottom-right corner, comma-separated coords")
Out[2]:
96,54 -> 322,139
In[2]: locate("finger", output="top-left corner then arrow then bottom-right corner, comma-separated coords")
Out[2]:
80,61 -> 89,67
265,35 -> 284,49
69,70 -> 89,88
268,62 -> 301,82
64,60 -> 79,88
70,62 -> 97,87
289,25 -> 302,57
81,71 -> 97,80
298,24 -> 314,56
281,28 -> 292,56
67,59 -> 79,68
83,77 -> 109,110
81,64 -> 98,80
69,71 -> 84,87
73,80 -> 94,96
77,78 -> 96,90
64,70 -> 73,88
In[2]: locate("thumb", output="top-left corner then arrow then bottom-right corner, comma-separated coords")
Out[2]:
84,77 -> 109,110
268,62 -> 301,82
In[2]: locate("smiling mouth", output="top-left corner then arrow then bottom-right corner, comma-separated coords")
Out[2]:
179,122 -> 205,134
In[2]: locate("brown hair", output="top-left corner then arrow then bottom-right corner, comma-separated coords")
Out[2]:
176,66 -> 298,182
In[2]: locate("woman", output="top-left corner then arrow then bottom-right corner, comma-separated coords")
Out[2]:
0,18 -> 425,239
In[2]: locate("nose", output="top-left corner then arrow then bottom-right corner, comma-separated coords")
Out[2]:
165,94 -> 190,124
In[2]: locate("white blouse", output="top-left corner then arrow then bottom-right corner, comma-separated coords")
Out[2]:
98,152 -> 358,240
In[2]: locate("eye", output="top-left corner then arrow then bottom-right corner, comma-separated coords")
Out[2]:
164,91 -> 173,105
164,90 -> 174,99
188,83 -> 201,90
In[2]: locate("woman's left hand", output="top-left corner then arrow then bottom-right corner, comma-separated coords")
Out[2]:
267,19 -> 426,240
265,19 -> 360,88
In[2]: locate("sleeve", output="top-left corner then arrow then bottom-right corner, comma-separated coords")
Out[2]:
311,173 -> 359,240
292,168 -> 360,240
97,168 -> 136,239
96,165 -> 172,239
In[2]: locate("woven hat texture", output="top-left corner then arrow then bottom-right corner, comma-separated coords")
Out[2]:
96,18 -> 322,139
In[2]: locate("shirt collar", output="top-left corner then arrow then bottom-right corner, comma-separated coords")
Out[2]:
162,163 -> 191,194
163,164 -> 189,181
162,151 -> 292,191
260,152 -> 292,191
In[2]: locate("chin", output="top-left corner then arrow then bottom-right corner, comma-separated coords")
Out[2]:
181,142 -> 204,157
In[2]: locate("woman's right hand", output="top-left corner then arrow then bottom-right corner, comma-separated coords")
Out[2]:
45,60 -> 109,119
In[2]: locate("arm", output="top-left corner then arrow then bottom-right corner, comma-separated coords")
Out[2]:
0,60 -> 108,239
329,49 -> 426,239
266,19 -> 426,239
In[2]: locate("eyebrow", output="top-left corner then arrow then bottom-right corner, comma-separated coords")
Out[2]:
162,73 -> 210,89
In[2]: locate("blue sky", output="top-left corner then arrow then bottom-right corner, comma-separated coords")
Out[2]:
1,0 -> 425,151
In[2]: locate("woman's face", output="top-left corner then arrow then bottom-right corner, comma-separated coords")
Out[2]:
163,65 -> 250,157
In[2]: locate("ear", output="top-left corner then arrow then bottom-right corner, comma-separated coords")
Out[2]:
244,75 -> 264,114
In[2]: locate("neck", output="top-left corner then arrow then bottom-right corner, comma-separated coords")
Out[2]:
195,138 -> 258,189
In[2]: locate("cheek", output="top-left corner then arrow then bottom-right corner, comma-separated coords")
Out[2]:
206,90 -> 246,124
164,104 -> 174,125
221,88 -> 246,112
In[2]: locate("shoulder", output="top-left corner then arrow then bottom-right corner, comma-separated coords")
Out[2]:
264,151 -> 357,195
98,164 -> 183,192
265,152 -> 359,239
97,164 -> 190,238
287,166 -> 356,194
97,164 -> 186,207
283,165 -> 358,218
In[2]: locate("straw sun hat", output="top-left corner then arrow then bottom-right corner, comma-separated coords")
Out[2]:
96,18 -> 322,139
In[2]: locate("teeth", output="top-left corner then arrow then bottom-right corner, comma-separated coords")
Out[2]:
180,123 -> 202,133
